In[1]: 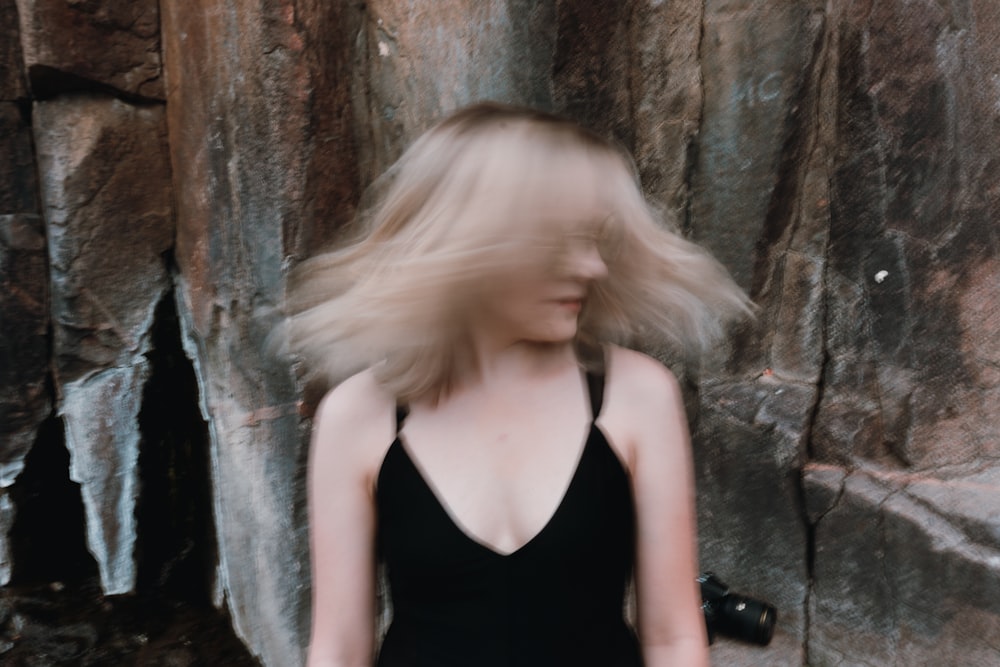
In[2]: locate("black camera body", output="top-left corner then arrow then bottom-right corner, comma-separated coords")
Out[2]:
698,572 -> 776,646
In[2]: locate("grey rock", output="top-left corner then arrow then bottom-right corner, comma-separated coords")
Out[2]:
60,364 -> 148,594
33,94 -> 173,595
805,463 -> 1000,666
696,377 -> 812,666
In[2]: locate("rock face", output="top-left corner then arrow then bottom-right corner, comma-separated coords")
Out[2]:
806,463 -> 1000,665
803,2 -> 1000,664
358,0 -> 556,184
0,0 -> 47,587
15,0 -> 163,98
816,0 -> 1000,471
158,1 -> 356,663
33,94 -> 174,594
2,1 -> 999,666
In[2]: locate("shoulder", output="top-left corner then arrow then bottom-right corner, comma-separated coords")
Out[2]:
600,345 -> 688,467
310,368 -> 396,489
314,367 -> 395,429
604,345 -> 682,407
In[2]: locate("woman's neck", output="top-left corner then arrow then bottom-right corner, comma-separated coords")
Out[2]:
456,335 -> 579,388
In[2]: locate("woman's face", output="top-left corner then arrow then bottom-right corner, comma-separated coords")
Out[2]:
476,231 -> 609,345
476,169 -> 615,346
465,139 -> 619,347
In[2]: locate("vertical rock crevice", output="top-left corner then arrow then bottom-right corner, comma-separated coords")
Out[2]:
681,0 -> 708,238
134,285 -> 216,604
794,4 -> 839,662
7,413 -> 97,587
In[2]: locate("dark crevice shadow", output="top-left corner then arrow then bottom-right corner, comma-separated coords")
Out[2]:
134,287 -> 216,606
7,414 -> 98,586
26,65 -> 164,106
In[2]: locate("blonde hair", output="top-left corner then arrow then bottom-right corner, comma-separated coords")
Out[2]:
286,102 -> 751,402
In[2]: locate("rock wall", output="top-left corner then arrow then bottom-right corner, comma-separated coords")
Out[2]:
1,0 -> 47,585
1,1 -> 998,666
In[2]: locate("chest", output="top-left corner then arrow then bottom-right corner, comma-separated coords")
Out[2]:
394,397 -> 590,555
374,424 -> 639,665
376,423 -> 634,564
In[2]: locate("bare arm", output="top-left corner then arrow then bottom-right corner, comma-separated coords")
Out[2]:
607,349 -> 709,667
306,372 -> 393,667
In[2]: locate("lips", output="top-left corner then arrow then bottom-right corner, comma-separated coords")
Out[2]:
553,298 -> 583,312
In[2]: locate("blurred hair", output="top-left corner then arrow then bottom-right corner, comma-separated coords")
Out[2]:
285,102 -> 752,402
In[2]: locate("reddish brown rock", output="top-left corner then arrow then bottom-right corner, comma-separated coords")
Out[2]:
552,0 -> 631,141
1,0 -> 27,100
689,0 -> 827,289
159,1 -> 364,662
683,4 -> 828,664
627,0 -> 704,218
358,0 -> 556,184
815,0 -> 1000,470
15,0 -> 162,98
160,0 -> 564,661
0,103 -> 35,215
33,93 -> 173,594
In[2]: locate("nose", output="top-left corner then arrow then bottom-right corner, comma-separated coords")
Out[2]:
565,240 -> 608,281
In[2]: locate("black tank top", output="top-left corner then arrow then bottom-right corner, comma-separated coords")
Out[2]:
375,371 -> 642,667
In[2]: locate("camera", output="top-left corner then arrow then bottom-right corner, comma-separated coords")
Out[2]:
698,572 -> 776,646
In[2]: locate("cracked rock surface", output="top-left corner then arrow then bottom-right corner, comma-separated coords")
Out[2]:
2,1 -> 998,666
33,94 -> 173,596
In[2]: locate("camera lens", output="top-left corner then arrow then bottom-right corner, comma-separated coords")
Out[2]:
718,594 -> 776,646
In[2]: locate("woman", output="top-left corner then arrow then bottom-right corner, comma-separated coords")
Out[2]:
289,103 -> 751,666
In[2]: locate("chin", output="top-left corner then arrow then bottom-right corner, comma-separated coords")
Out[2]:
536,322 -> 579,344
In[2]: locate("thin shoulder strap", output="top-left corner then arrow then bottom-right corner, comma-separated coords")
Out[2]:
585,345 -> 608,419
586,371 -> 605,419
394,404 -> 409,433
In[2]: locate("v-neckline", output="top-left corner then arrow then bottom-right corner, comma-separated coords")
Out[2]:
391,424 -> 595,558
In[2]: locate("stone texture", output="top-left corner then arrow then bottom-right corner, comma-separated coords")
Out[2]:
552,0 -> 632,144
627,0 -> 704,220
0,102 -> 36,216
0,3 -> 46,588
815,0 -> 1000,470
805,463 -> 1000,666
2,1 -> 999,665
0,583 -> 260,665
0,213 -> 48,584
358,0 -> 556,184
1,0 -> 27,100
159,1 -> 360,663
33,94 -> 173,594
0,105 -> 46,488
159,0 -> 564,662
695,2 -> 999,663
155,1 -> 997,664
14,0 -> 163,99
685,4 -> 828,664
691,0 -> 828,289
695,376 -> 812,667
